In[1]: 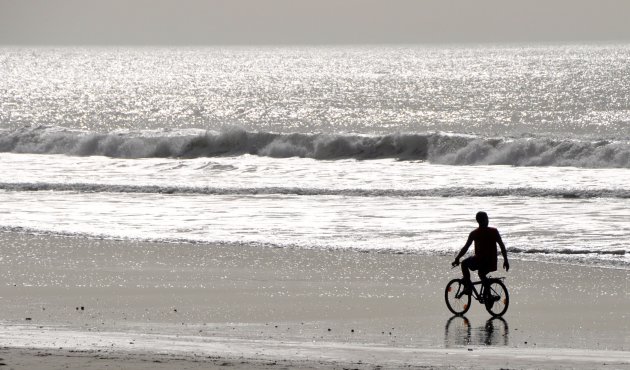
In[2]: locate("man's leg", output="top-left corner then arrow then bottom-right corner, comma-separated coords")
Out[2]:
478,270 -> 492,301
461,257 -> 476,293
460,260 -> 471,282
478,270 -> 489,281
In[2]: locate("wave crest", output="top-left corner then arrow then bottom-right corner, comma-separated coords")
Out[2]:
2,126 -> 630,168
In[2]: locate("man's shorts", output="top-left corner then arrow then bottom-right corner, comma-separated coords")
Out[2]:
462,256 -> 495,273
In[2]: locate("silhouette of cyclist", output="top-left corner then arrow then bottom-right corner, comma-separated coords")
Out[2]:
452,211 -> 509,293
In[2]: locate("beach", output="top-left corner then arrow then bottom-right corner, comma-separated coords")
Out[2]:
2,44 -> 630,368
0,231 -> 628,368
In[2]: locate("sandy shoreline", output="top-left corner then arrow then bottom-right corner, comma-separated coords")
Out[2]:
2,335 -> 629,369
0,231 -> 628,368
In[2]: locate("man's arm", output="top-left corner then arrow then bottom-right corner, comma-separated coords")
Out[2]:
452,234 -> 473,267
497,231 -> 509,271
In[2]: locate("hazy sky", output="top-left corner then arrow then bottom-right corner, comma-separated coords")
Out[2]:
1,0 -> 630,45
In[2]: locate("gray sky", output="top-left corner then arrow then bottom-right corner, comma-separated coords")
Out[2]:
1,0 -> 630,45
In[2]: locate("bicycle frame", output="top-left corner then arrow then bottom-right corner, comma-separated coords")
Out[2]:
466,277 -> 505,303
469,280 -> 487,302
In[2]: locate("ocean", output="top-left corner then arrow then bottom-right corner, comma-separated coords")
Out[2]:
1,45 -> 629,268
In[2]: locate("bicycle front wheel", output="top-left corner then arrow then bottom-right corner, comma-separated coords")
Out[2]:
445,279 -> 471,315
484,280 -> 509,317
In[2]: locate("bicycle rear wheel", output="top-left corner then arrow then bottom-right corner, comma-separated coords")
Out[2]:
484,280 -> 509,317
445,279 -> 471,315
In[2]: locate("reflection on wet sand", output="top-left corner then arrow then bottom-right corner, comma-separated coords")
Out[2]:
444,316 -> 509,347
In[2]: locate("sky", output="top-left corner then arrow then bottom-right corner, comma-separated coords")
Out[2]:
1,0 -> 630,45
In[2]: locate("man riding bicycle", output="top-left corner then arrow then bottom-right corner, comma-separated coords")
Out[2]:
452,211 -> 509,294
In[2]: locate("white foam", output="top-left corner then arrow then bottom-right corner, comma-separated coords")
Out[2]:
3,181 -> 630,199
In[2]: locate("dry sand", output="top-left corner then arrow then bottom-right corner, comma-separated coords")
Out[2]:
0,231 -> 628,369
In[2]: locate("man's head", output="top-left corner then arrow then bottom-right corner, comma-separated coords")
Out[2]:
476,211 -> 489,227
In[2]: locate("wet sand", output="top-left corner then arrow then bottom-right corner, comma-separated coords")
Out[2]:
0,232 -> 628,368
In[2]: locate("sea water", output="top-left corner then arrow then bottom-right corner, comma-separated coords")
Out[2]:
1,45 -> 629,268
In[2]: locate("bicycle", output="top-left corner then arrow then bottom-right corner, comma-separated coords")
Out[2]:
445,272 -> 509,317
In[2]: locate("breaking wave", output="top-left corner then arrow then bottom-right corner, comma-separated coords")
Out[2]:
2,182 -> 630,199
2,125 -> 630,168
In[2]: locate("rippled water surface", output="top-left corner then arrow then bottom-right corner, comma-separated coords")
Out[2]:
2,45 -> 630,137
1,45 -> 629,268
